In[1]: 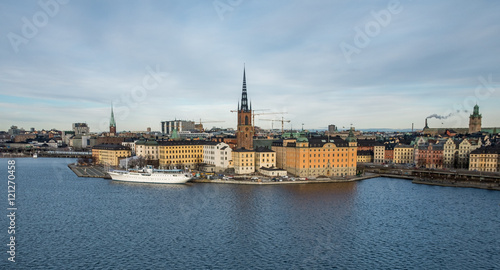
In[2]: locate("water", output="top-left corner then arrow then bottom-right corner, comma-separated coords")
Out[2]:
1,158 -> 499,269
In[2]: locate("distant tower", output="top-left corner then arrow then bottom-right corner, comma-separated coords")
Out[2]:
469,104 -> 482,133
346,127 -> 357,146
236,67 -> 254,149
110,104 -> 116,136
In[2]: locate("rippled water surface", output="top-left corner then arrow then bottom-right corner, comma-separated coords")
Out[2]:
1,158 -> 499,269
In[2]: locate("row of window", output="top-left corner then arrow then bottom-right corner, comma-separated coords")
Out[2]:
306,153 -> 353,157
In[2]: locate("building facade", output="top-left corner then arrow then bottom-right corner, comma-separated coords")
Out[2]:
158,140 -> 204,169
161,120 -> 196,135
255,147 -> 276,170
203,142 -> 232,172
469,146 -> 500,172
92,144 -> 131,166
357,150 -> 373,163
272,132 -> 357,178
393,145 -> 415,164
415,143 -> 444,169
135,139 -> 159,161
232,148 -> 255,174
72,123 -> 89,135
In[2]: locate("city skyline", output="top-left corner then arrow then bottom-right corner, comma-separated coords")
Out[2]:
1,1 -> 500,132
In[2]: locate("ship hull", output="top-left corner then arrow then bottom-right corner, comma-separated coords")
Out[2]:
108,171 -> 191,184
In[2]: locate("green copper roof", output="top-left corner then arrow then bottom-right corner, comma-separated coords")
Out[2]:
110,104 -> 116,127
346,128 -> 357,142
471,104 -> 482,118
171,128 -> 180,139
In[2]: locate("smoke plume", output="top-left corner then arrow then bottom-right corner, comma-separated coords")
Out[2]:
426,109 -> 469,120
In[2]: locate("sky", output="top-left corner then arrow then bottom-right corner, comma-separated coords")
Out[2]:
1,0 -> 500,133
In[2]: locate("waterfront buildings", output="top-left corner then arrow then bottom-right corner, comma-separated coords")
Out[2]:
158,140 -> 204,169
92,144 -> 131,166
135,139 -> 159,161
415,142 -> 444,169
469,145 -> 500,172
384,143 -> 395,163
393,145 -> 414,164
255,147 -> 276,170
203,142 -> 232,172
357,150 -> 373,163
232,148 -> 255,174
356,139 -> 385,164
272,130 -> 358,177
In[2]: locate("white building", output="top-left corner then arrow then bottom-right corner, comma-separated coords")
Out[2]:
122,140 -> 136,155
203,142 -> 232,172
135,139 -> 159,161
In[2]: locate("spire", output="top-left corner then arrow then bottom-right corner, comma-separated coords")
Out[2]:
110,103 -> 116,128
240,66 -> 249,112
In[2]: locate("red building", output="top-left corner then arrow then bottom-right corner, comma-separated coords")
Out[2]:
416,143 -> 444,169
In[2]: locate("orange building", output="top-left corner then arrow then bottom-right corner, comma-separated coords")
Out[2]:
272,132 -> 357,178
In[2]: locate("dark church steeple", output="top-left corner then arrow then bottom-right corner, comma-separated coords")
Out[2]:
236,66 -> 254,149
240,66 -> 249,112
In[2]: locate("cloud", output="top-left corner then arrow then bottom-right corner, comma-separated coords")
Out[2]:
1,0 -> 499,131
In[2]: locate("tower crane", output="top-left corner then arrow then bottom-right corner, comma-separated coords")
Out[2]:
259,117 -> 291,134
230,109 -> 287,126
196,119 -> 225,132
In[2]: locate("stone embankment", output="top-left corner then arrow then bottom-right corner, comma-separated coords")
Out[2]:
68,164 -> 109,178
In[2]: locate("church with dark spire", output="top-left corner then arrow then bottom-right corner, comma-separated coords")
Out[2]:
110,103 -> 116,136
236,67 -> 254,149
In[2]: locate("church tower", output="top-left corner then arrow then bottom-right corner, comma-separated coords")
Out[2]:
110,104 -> 117,136
469,104 -> 482,133
236,67 -> 254,149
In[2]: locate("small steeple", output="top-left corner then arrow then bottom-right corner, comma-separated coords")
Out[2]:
346,127 -> 357,143
110,103 -> 116,128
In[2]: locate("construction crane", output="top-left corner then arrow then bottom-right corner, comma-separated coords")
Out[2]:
260,117 -> 291,134
230,109 -> 286,126
196,119 -> 225,132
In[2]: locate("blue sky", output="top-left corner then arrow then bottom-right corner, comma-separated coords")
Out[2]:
1,0 -> 499,132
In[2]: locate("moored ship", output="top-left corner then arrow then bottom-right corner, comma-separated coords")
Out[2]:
108,165 -> 192,184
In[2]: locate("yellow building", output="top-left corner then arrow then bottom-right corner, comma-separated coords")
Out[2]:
92,144 -> 131,167
272,132 -> 357,178
232,148 -> 255,174
393,145 -> 415,164
357,150 -> 373,163
469,146 -> 499,172
158,141 -> 204,169
255,147 -> 276,169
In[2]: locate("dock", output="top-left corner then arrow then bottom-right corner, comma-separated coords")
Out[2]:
68,164 -> 110,179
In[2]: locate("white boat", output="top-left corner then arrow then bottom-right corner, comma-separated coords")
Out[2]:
108,165 -> 192,184
33,152 -> 38,158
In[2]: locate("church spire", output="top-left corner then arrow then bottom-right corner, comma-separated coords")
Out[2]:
110,103 -> 116,128
240,66 -> 249,112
